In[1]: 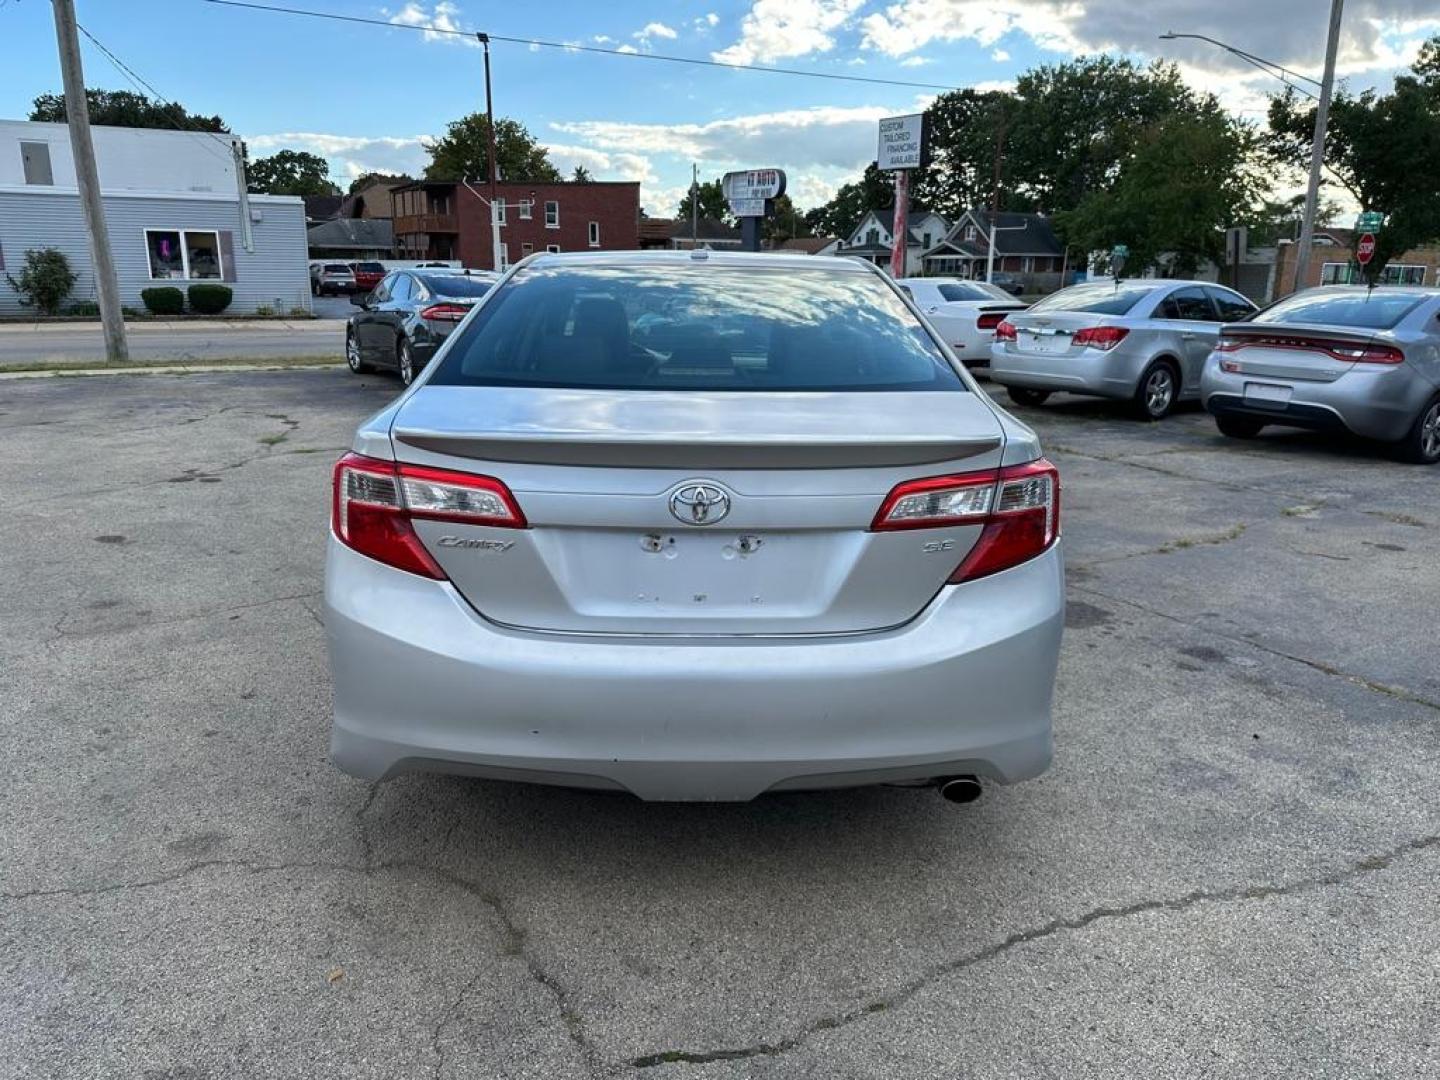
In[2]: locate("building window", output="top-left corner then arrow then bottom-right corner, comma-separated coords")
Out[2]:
519,199 -> 533,220
1320,262 -> 1356,285
545,201 -> 560,228
145,228 -> 222,280
521,242 -> 534,257
964,225 -> 977,242
20,142 -> 53,185
865,228 -> 879,245
546,244 -> 561,254
1021,256 -> 1034,273
588,221 -> 600,247
494,199 -> 506,225
922,232 -> 931,249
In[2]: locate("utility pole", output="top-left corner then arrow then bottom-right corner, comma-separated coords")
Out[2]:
477,32 -> 502,271
51,0 -> 127,361
231,141 -> 254,252
991,104 -> 1007,213
1291,0 -> 1344,295
889,168 -> 909,277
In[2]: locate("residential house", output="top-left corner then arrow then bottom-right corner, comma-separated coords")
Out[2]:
306,217 -> 394,261
391,179 -> 640,268
0,119 -> 310,314
768,236 -> 841,255
668,217 -> 742,250
836,209 -> 949,274
921,210 -> 1066,291
1274,227 -> 1440,297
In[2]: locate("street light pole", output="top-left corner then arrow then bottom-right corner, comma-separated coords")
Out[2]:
1291,0 -> 1344,295
477,32 -> 502,271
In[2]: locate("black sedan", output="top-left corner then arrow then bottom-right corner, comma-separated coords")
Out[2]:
346,270 -> 498,385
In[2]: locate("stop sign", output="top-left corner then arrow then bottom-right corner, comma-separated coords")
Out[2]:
1357,233 -> 1377,266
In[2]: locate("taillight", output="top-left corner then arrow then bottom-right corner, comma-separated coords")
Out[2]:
1217,334 -> 1403,365
419,303 -> 471,322
995,319 -> 1018,342
1072,325 -> 1129,350
976,312 -> 1006,331
871,460 -> 1060,582
331,453 -> 525,578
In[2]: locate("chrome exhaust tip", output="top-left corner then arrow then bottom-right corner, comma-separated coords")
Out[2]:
936,775 -> 982,804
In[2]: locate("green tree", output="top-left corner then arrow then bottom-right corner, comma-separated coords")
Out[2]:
247,149 -> 339,196
5,248 -> 76,315
762,194 -> 812,243
804,165 -> 893,239
1267,35 -> 1440,278
912,88 -> 1020,218
1243,193 -> 1343,247
1055,108 -> 1265,275
676,178 -> 732,224
423,115 -> 561,182
347,171 -> 411,194
571,165 -> 593,182
30,89 -> 228,132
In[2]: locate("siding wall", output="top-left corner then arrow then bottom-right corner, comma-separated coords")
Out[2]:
0,188 -> 311,315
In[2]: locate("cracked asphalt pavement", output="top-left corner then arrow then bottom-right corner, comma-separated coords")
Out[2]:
1,371 -> 1437,1079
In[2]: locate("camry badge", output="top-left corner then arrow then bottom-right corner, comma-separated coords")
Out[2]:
669,483 -> 731,526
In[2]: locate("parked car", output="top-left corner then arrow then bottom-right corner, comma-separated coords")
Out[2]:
326,251 -> 1063,802
1202,286 -> 1440,464
313,262 -> 357,296
990,279 -> 1257,419
989,272 -> 1027,296
349,261 -> 386,292
345,269 -> 495,385
898,277 -> 1027,368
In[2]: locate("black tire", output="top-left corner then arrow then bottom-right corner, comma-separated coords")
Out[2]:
344,329 -> 372,374
1394,395 -> 1440,464
1216,415 -> 1265,440
1133,359 -> 1180,420
1007,387 -> 1052,408
397,337 -> 416,386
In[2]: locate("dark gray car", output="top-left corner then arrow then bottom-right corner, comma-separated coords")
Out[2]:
346,270 -> 498,385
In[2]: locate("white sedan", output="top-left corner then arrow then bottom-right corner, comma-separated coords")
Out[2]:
898,278 -> 1028,368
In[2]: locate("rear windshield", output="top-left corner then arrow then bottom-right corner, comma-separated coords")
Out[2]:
429,264 -> 965,392
937,282 -> 1009,302
417,274 -> 493,297
324,264 -> 350,273
354,262 -> 384,272
1254,290 -> 1426,330
1027,282 -> 1156,316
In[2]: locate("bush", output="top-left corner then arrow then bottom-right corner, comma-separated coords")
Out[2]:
141,286 -> 184,315
186,283 -> 233,315
63,301 -> 101,317
5,248 -> 76,315
254,303 -> 275,316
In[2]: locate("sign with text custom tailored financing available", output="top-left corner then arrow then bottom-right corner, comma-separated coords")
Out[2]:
722,169 -> 786,217
877,113 -> 928,171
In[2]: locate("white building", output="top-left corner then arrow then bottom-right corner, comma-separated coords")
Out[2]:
835,209 -> 949,275
0,119 -> 310,315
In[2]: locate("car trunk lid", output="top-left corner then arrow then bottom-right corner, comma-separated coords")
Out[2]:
1216,322 -> 1384,383
390,386 -> 1007,635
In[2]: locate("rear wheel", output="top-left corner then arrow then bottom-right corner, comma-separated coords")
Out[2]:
1395,395 -> 1440,464
345,329 -> 371,374
1133,360 -> 1179,420
1007,387 -> 1051,408
398,338 -> 416,386
1216,415 -> 1265,440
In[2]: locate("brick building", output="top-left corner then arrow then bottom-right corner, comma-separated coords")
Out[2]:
1274,227 -> 1440,297
391,179 -> 640,268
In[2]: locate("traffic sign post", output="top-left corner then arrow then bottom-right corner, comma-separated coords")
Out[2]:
1356,211 -> 1384,232
1356,233 -> 1377,267
1110,244 -> 1129,278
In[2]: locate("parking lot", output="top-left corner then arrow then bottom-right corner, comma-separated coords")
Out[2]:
3,367 -> 1437,1078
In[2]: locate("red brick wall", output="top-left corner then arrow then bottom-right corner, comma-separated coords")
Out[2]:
1274,241 -> 1440,297
453,182 -> 641,270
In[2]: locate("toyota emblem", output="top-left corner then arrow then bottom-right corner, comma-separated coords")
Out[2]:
669,483 -> 731,526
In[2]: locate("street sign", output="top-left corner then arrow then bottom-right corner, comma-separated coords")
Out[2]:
721,169 -> 785,217
1356,211 -> 1384,232
877,113 -> 928,171
1356,233 -> 1377,266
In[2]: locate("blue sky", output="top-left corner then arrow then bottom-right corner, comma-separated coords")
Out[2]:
3,0 -> 1436,217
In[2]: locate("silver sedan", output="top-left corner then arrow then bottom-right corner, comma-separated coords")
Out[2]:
1202,286 -> 1440,464
325,251 -> 1063,802
990,279 -> 1257,418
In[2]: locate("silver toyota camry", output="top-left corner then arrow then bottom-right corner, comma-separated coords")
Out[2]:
1202,286 -> 1440,464
990,278 -> 1257,418
326,251 -> 1063,802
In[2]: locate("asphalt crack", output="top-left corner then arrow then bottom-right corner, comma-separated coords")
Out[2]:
1075,523 -> 1247,568
627,832 -> 1440,1069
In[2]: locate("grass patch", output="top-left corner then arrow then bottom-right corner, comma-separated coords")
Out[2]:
1,355 -> 344,375
258,433 -> 289,446
1281,502 -> 1324,517
1158,523 -> 1246,554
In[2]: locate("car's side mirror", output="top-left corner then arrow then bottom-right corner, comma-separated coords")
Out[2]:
350,292 -> 369,308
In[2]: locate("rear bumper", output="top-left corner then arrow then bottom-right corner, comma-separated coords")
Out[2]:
988,343 -> 1139,399
1201,362 -> 1437,441
325,536 -> 1063,801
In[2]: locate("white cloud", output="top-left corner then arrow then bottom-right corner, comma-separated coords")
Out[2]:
385,1 -> 476,46
593,34 -> 615,44
991,48 -> 1010,61
704,13 -> 720,27
712,0 -> 866,65
616,44 -> 639,54
899,55 -> 932,67
635,21 -> 679,41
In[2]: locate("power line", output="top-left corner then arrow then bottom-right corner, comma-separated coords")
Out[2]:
73,21 -> 237,163
198,0 -> 965,93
